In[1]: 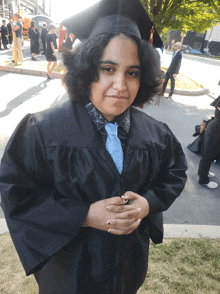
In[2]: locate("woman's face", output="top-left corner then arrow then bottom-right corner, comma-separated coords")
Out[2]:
90,35 -> 141,121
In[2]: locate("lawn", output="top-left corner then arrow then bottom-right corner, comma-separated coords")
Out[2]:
1,235 -> 219,294
161,67 -> 203,91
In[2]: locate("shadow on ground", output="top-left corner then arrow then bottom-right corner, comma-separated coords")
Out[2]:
0,79 -> 50,118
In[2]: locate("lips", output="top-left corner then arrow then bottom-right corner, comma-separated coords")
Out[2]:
107,95 -> 128,100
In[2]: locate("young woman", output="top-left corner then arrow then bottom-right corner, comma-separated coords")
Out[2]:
0,1 -> 187,293
45,23 -> 57,79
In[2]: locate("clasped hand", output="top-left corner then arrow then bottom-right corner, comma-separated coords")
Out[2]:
83,192 -> 149,235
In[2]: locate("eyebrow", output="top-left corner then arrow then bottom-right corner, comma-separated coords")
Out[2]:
99,60 -> 141,70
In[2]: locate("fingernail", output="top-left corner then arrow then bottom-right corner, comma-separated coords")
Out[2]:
121,194 -> 127,198
137,208 -> 141,211
123,199 -> 128,202
108,229 -> 112,233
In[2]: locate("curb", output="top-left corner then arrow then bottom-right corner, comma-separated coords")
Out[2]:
164,87 -> 209,96
0,219 -> 8,235
0,64 -> 62,79
164,224 -> 220,239
0,219 -> 219,239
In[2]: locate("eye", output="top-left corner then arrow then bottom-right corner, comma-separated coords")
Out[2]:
127,70 -> 141,77
100,66 -> 114,73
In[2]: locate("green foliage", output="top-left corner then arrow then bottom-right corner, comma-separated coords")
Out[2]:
160,29 -> 171,44
140,0 -> 220,34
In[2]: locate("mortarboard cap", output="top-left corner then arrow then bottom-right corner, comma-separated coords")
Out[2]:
61,0 -> 163,48
210,95 -> 220,108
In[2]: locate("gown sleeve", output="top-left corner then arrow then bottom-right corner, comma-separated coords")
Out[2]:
0,114 -> 90,275
142,123 -> 187,216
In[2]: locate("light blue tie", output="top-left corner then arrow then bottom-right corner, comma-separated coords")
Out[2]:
105,122 -> 123,174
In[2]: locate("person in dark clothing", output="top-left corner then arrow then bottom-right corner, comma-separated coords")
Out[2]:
28,21 -> 40,61
0,1 -> 187,293
40,23 -> 48,55
45,23 -> 57,79
62,32 -> 75,51
7,20 -> 13,48
187,117 -> 214,154
197,95 -> 220,189
1,20 -> 9,49
162,42 -> 182,99
53,32 -> 58,49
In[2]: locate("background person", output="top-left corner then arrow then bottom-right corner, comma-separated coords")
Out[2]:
28,21 -> 40,61
7,19 -> 13,48
1,20 -> 9,49
198,95 -> 220,189
162,41 -> 182,99
40,23 -> 48,55
9,13 -> 23,64
62,32 -> 75,52
0,0 -> 187,293
45,23 -> 57,79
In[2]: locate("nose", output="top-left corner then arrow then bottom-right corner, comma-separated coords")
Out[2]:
112,73 -> 128,92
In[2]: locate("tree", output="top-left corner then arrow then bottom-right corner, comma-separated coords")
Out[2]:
141,0 -> 220,34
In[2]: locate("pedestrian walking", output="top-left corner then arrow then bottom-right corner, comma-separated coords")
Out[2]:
162,42 -> 182,99
7,20 -> 13,48
197,95 -> 220,189
9,13 -> 23,64
1,20 -> 9,50
0,0 -> 187,293
40,23 -> 48,55
45,23 -> 57,79
28,21 -> 40,61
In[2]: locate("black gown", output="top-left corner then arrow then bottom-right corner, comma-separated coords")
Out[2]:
201,108 -> 220,160
28,27 -> 40,54
188,111 -> 220,162
0,100 -> 187,294
1,25 -> 8,47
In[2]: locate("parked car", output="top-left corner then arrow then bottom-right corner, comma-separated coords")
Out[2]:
189,49 -> 202,54
181,45 -> 192,54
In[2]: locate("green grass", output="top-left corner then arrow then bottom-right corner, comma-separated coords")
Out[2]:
1,235 -> 220,294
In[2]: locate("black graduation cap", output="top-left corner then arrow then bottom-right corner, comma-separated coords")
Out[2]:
61,0 -> 163,48
210,95 -> 220,108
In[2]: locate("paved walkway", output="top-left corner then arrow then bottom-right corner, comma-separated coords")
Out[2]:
0,40 -> 63,79
0,41 -> 209,95
0,42 -> 219,239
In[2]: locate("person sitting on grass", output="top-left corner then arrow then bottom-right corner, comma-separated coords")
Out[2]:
45,23 -> 57,80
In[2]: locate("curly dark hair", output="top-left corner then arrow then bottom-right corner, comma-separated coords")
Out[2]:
62,33 -> 160,107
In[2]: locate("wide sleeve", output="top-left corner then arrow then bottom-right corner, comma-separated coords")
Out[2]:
142,123 -> 187,216
0,114 -> 90,275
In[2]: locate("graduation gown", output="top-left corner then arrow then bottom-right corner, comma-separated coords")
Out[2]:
187,118 -> 214,154
28,27 -> 40,54
0,100 -> 187,294
187,112 -> 220,162
1,25 -> 8,45
201,109 -> 220,160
